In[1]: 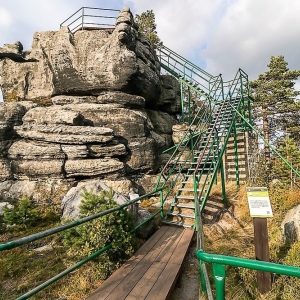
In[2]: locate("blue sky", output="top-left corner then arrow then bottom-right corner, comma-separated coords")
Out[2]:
1,0 -> 300,101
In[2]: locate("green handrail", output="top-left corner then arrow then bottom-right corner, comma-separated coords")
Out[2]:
197,250 -> 300,300
0,189 -> 163,251
1,188 -> 163,299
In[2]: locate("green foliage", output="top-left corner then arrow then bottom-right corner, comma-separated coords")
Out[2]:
135,10 -> 162,48
3,196 -> 39,228
250,56 -> 300,160
63,188 -> 138,279
271,136 -> 300,187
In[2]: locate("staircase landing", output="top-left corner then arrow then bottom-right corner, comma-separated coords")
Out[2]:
86,226 -> 194,300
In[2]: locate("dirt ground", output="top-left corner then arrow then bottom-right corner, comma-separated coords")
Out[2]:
170,238 -> 201,300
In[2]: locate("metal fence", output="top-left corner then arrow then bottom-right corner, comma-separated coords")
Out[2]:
60,7 -> 120,32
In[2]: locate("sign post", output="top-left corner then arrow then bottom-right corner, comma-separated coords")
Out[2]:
246,187 -> 273,294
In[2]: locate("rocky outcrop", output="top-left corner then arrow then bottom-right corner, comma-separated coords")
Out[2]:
158,75 -> 181,113
0,7 -> 181,212
0,8 -> 160,105
0,102 -> 35,180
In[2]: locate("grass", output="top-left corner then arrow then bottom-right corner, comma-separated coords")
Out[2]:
201,180 -> 300,299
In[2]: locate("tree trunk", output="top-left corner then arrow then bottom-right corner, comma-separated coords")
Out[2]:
262,106 -> 271,162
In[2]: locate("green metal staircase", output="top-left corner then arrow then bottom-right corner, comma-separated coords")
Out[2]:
155,45 -> 252,228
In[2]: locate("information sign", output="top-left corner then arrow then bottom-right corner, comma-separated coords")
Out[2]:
246,187 -> 273,218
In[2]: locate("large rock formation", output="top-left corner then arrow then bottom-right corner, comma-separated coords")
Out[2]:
0,7 -> 181,208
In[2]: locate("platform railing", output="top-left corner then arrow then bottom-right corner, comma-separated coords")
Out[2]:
60,7 -> 119,32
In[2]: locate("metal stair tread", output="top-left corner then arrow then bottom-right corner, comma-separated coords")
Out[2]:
167,212 -> 195,219
176,195 -> 195,200
171,203 -> 195,209
162,220 -> 194,228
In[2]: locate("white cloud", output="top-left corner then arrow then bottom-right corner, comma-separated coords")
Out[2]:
0,7 -> 13,28
201,0 -> 300,80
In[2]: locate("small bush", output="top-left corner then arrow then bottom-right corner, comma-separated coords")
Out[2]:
3,196 -> 39,228
62,188 -> 138,279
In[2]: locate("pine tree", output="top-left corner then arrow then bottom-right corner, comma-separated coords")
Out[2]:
135,10 -> 162,48
250,56 -> 300,161
272,136 -> 300,187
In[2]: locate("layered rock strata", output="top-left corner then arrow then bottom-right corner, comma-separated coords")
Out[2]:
0,7 -> 181,205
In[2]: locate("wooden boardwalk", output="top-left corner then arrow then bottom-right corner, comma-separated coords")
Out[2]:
86,226 -> 194,300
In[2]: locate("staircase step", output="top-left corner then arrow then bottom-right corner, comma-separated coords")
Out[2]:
176,195 -> 195,200
171,203 -> 195,209
162,220 -> 194,228
167,212 -> 195,219
178,187 -> 203,192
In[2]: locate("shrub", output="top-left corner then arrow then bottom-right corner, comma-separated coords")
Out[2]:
3,196 -> 39,228
62,188 -> 138,279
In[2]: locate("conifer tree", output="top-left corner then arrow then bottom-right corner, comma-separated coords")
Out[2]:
250,56 -> 300,161
272,136 -> 300,187
135,10 -> 162,48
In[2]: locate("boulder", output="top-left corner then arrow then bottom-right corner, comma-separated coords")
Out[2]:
14,124 -> 114,144
0,158 -> 11,181
0,202 -> 13,215
11,160 -> 64,180
126,137 -> 158,173
281,205 -> 300,244
63,103 -> 150,139
0,180 -> 37,201
0,41 -> 24,61
146,109 -> 178,134
52,95 -> 98,105
0,179 -> 74,208
0,102 -> 29,146
61,181 -> 129,219
65,158 -> 124,178
96,92 -> 145,108
22,106 -> 85,126
88,143 -> 127,158
61,145 -> 89,159
157,74 -> 181,113
8,140 -> 65,160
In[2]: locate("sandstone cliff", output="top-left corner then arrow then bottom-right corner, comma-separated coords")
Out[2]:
0,7 -> 181,204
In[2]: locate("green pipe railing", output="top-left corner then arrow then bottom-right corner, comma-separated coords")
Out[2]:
197,250 -> 300,300
1,188 -> 163,299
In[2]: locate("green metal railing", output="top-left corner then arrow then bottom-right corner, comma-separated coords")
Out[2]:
0,188 -> 163,299
155,44 -> 252,221
60,7 -> 119,32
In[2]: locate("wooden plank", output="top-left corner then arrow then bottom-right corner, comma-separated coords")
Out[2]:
145,228 -> 194,300
105,226 -> 181,300
87,226 -> 170,300
125,229 -> 185,299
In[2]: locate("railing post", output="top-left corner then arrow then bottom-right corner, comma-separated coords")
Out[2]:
220,158 -> 227,208
180,81 -> 185,122
233,123 -> 240,189
213,263 -> 226,300
81,7 -> 84,30
199,260 -> 207,294
160,190 -> 164,218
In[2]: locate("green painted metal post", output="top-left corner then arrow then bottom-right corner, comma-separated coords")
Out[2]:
199,261 -> 207,294
188,87 -> 191,125
213,263 -> 226,300
180,81 -> 185,122
220,158 -> 227,208
213,264 -> 226,300
233,123 -> 240,189
160,190 -> 164,218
